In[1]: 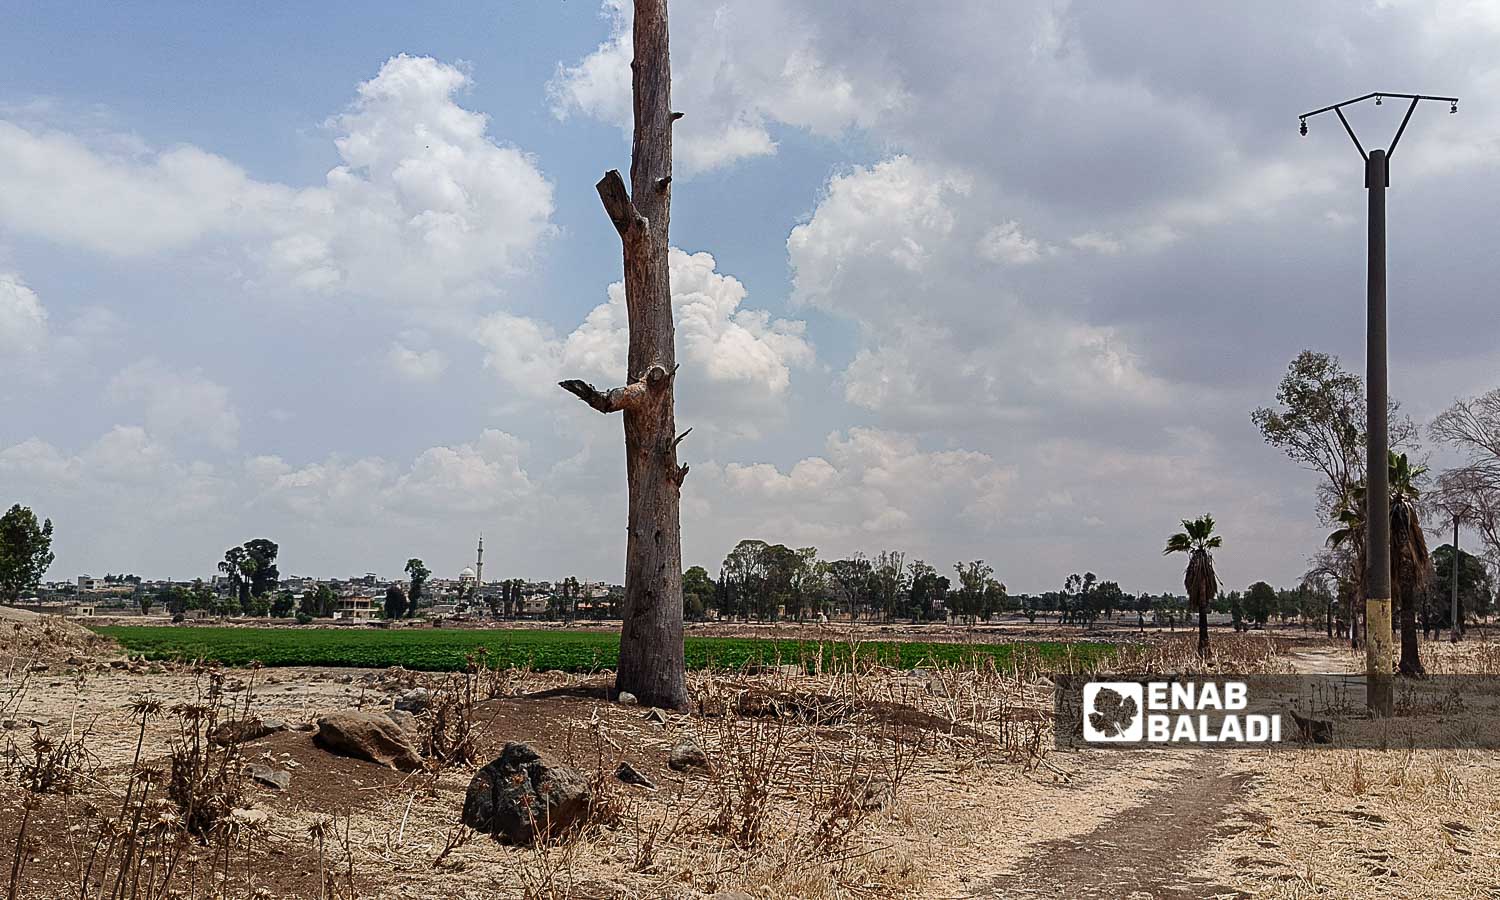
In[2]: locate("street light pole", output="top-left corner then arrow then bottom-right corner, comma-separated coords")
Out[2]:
1300,91 -> 1457,717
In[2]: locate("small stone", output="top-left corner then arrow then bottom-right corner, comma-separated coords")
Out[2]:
335,674 -> 354,685
615,761 -> 656,789
667,741 -> 710,773
616,691 -> 638,705
394,688 -> 431,714
245,764 -> 291,791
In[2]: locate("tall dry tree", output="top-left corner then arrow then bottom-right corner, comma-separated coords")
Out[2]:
559,0 -> 688,709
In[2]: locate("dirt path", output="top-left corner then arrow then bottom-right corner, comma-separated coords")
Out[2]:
977,752 -> 1257,899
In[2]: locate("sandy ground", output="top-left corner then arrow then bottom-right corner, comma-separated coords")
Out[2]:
2,618 -> 1498,899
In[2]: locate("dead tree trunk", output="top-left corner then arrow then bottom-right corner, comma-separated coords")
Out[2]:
559,0 -> 688,710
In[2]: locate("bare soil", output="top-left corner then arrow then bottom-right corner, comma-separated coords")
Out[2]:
3,619 -> 1498,899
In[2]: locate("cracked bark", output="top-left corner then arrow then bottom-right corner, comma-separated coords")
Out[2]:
557,0 -> 687,710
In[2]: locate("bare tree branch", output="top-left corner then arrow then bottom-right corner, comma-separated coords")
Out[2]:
596,170 -> 646,239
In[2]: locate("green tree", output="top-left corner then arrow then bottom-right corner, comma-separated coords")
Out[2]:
384,583 -> 408,619
682,566 -> 714,620
827,555 -> 872,622
0,505 -> 55,603
403,558 -> 429,618
270,590 -> 296,618
242,539 -> 280,599
218,547 -> 250,612
1245,581 -> 1277,628
1431,543 -> 1493,634
1164,514 -> 1222,658
301,584 -> 336,618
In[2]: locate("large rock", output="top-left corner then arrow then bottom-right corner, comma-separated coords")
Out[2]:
313,711 -> 424,771
461,743 -> 592,845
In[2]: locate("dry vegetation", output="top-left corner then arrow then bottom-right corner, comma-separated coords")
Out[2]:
2,619 -> 1498,899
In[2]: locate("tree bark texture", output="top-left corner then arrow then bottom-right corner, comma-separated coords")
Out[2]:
559,0 -> 687,709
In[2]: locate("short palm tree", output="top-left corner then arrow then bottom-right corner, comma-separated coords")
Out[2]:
1330,452 -> 1430,675
1388,452 -> 1430,676
1327,499 -> 1366,649
1164,514 -> 1221,658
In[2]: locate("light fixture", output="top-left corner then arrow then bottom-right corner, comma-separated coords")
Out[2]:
1451,100 -> 1459,114
1375,94 -> 1383,105
1300,118 -> 1308,136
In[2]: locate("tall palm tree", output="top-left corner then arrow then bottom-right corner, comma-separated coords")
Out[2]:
1164,514 -> 1222,658
1329,452 -> 1431,675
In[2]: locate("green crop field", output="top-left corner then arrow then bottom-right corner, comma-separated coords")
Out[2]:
91,625 -> 1117,674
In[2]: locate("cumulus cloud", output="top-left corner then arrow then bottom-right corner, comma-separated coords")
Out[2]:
0,55 -> 554,306
788,156 -> 1171,423
549,0 -> 905,173
107,358 -> 240,451
477,248 -> 813,435
387,342 -> 448,382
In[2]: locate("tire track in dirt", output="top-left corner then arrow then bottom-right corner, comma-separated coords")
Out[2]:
978,753 -> 1260,899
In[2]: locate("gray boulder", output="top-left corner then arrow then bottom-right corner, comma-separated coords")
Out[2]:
667,741 -> 710,773
461,742 -> 592,845
313,711 -> 424,771
394,687 -> 432,714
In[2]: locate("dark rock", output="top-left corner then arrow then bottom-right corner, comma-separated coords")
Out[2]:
667,741 -> 710,773
615,761 -> 656,789
209,717 -> 288,746
313,711 -> 424,771
245,763 -> 291,791
461,742 -> 592,845
1290,709 -> 1334,744
394,688 -> 431,714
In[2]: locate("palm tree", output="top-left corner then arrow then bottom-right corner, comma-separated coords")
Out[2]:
1327,501 -> 1366,649
1329,452 -> 1430,675
1388,451 -> 1430,676
1164,514 -> 1222,658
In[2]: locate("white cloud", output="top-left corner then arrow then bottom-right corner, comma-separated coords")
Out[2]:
978,220 -> 1047,265
387,342 -> 448,382
687,428 -> 1016,560
107,358 -> 240,451
788,156 -> 1171,423
0,55 -> 555,306
1068,231 -> 1124,256
0,272 -> 48,358
549,0 -> 905,173
477,248 -> 813,435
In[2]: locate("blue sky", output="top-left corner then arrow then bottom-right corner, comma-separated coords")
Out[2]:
2,1 -> 1497,593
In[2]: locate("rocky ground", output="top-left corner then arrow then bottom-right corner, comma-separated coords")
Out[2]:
1,618 -> 1497,899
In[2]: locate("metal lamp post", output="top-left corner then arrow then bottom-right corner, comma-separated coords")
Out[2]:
1300,92 -> 1457,717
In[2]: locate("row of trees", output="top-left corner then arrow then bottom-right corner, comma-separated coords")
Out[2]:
1255,350 -> 1500,675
